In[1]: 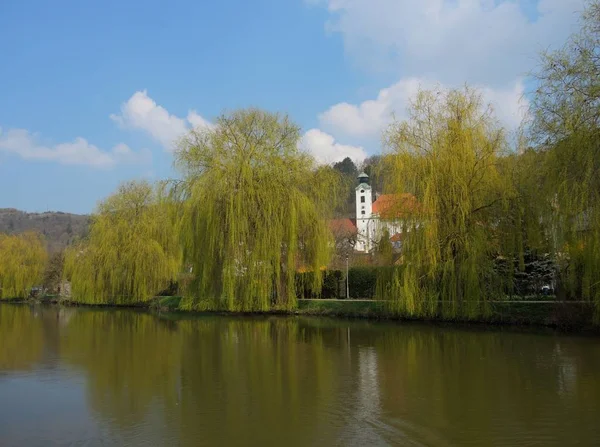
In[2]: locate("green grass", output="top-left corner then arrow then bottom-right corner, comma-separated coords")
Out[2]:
151,295 -> 183,311
296,299 -> 385,318
295,299 -> 598,331
20,294 -> 595,332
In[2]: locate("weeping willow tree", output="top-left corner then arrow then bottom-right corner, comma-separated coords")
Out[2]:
375,228 -> 394,266
530,0 -> 600,315
379,87 -> 516,319
173,108 -> 340,311
64,180 -> 181,304
0,232 -> 47,299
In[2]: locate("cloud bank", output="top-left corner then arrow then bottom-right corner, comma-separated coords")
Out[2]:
0,128 -> 150,168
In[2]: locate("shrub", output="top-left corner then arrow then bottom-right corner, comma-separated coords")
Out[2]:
348,267 -> 378,299
296,270 -> 342,299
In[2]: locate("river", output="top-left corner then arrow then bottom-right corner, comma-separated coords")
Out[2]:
0,303 -> 599,446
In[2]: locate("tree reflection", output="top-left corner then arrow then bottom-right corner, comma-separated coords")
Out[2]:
368,326 -> 600,445
0,305 -> 44,372
171,317 -> 342,446
60,310 -> 183,428
2,304 -> 599,446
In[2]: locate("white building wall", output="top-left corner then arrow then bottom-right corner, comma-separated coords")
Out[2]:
355,183 -> 372,252
354,175 -> 411,253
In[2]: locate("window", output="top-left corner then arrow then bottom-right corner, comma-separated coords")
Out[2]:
360,189 -> 364,193
361,210 -> 365,215
360,196 -> 365,203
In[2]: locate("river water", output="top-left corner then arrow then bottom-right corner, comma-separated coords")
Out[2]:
0,303 -> 599,446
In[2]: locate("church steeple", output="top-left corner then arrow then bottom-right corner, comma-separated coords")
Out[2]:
357,172 -> 369,186
355,172 -> 373,252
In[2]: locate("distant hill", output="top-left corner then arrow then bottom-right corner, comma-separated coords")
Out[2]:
0,208 -> 90,253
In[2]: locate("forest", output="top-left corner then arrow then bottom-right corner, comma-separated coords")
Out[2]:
1,1 -> 599,320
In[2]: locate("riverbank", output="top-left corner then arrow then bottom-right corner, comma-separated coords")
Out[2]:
120,295 -> 600,333
296,299 -> 599,333
5,295 -> 598,333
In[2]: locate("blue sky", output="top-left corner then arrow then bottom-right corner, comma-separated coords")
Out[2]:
0,0 -> 586,214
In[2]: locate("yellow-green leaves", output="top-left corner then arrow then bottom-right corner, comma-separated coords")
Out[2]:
530,1 -> 600,317
381,87 -> 514,318
64,180 -> 182,304
0,232 -> 47,299
174,108 -> 339,311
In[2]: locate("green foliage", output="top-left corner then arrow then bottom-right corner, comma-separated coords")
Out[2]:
296,270 -> 342,299
64,180 -> 181,304
361,155 -> 388,194
332,157 -> 359,218
42,251 -> 65,294
332,157 -> 358,178
297,298 -> 385,316
375,228 -> 394,266
0,231 -> 47,299
381,86 -> 515,319
348,267 -> 377,298
173,108 -> 340,311
530,0 -> 600,317
12,2 -> 599,319
530,1 -> 600,144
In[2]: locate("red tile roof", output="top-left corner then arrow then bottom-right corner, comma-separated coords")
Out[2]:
328,218 -> 357,235
372,193 -> 418,219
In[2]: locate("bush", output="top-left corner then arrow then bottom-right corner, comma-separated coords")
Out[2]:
348,267 -> 378,299
296,268 -> 381,299
296,270 -> 342,299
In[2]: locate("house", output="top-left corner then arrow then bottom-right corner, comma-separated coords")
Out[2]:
336,172 -> 417,254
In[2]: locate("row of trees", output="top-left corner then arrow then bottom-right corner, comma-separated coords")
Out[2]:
2,2 -> 598,319
379,1 -> 600,318
63,110 -> 341,311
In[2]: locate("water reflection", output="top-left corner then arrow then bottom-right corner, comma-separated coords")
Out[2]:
0,304 -> 44,371
0,304 -> 599,446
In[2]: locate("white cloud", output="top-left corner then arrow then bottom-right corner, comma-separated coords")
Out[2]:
319,77 -> 425,138
311,0 -> 585,87
0,128 -> 151,168
111,90 -> 212,151
308,0 -> 581,146
187,110 -> 213,130
480,80 -> 530,131
319,77 -> 529,139
300,128 -> 367,164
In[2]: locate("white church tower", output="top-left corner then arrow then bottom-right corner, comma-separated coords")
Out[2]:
355,172 -> 373,252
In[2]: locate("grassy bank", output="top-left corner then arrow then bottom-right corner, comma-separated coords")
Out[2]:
147,296 -> 599,333
5,294 -> 596,333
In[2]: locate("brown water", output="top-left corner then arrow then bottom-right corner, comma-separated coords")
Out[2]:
0,303 -> 599,446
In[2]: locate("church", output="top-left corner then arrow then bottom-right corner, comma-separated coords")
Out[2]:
330,172 -> 417,254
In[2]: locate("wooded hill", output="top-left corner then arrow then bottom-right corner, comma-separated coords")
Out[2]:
0,208 -> 89,253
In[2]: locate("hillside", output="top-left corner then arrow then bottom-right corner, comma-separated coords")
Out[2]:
0,208 -> 90,253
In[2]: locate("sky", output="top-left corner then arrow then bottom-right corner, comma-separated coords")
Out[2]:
0,0 -> 587,214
